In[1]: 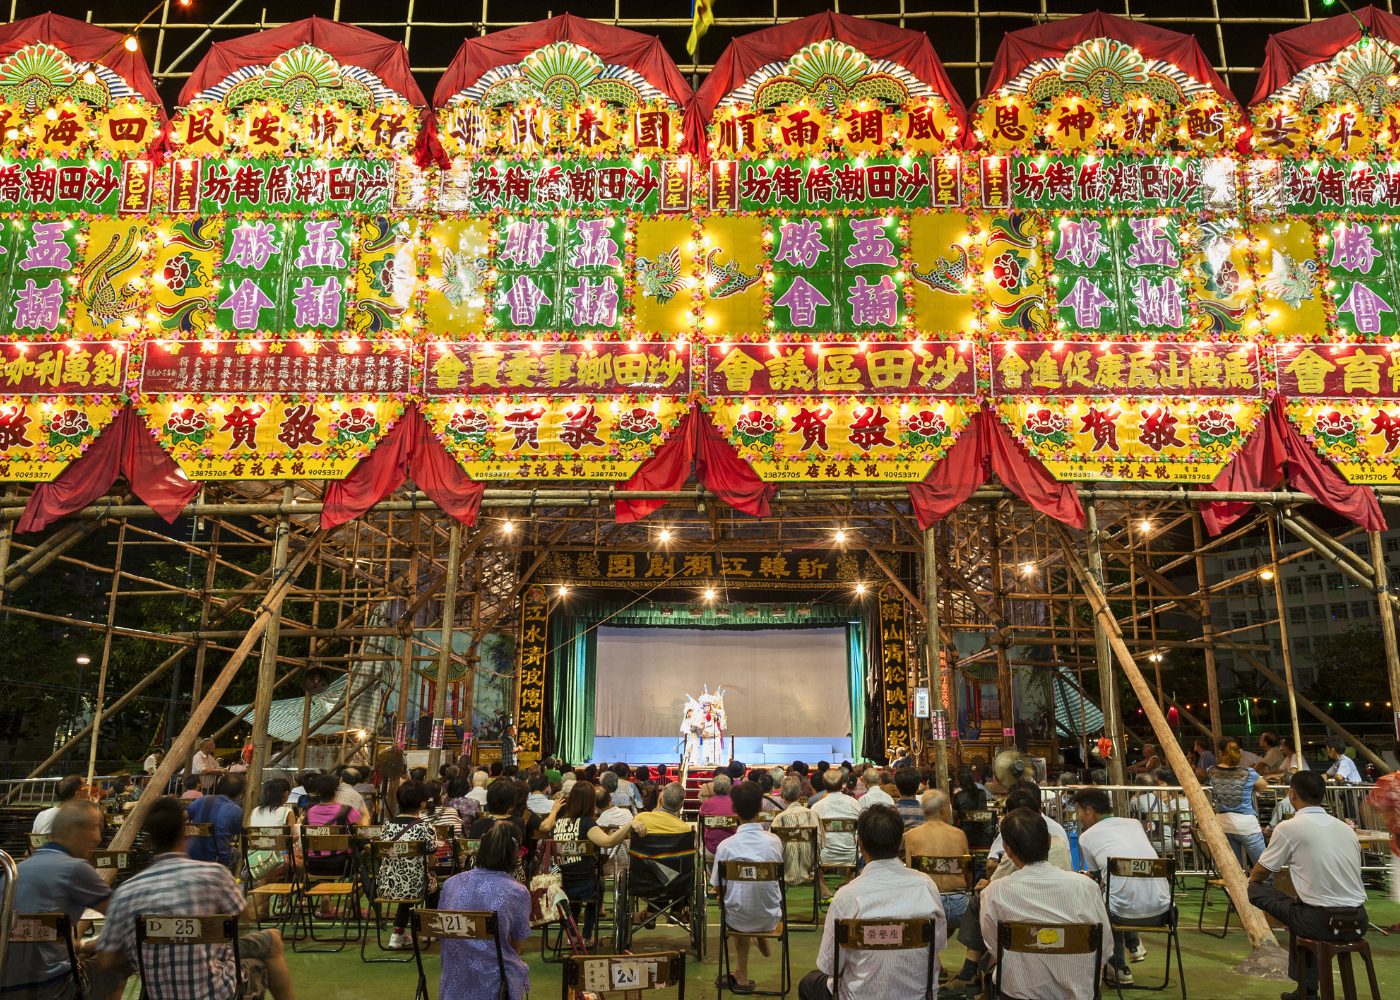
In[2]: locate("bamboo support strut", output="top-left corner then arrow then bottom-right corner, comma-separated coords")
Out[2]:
243,484 -> 294,815
1054,524 -> 1286,971
426,522 -> 464,776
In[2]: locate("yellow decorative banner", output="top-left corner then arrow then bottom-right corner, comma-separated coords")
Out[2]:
1284,399 -> 1400,485
140,395 -> 404,481
707,397 -> 975,482
423,396 -> 688,481
996,397 -> 1266,483
0,397 -> 122,482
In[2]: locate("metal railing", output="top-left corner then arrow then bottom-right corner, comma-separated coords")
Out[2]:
0,848 -> 16,965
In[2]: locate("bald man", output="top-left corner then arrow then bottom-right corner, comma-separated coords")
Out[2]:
903,788 -> 971,933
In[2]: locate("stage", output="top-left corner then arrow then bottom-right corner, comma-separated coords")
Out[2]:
588,735 -> 854,767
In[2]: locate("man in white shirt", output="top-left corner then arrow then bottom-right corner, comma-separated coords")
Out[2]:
467,769 -> 490,805
984,782 -> 1071,879
1324,738 -> 1364,785
810,768 -> 861,898
1250,770 -> 1368,1000
799,804 -> 946,1000
191,737 -> 224,791
980,809 -> 1112,1000
1074,788 -> 1172,988
771,776 -> 819,885
713,781 -> 785,993
31,775 -> 86,836
857,767 -> 894,811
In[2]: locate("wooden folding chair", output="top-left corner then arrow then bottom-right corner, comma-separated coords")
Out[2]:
8,912 -> 80,997
540,836 -> 603,960
717,860 -> 789,998
832,917 -> 937,1000
411,909 -> 506,1000
295,827 -> 361,952
362,838 -> 431,963
242,826 -> 300,934
26,832 -> 45,856
1105,856 -> 1183,999
453,836 -> 482,874
816,817 -> 859,904
994,921 -> 1104,1000
771,824 -> 820,926
90,849 -> 142,887
562,950 -> 687,1000
135,913 -> 240,1000
908,853 -> 975,892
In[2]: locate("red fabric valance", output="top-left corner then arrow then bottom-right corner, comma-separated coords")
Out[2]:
432,14 -> 693,110
687,11 -> 969,159
907,407 -> 1085,531
320,405 -> 484,530
1200,402 -> 1384,535
16,407 -> 198,534
1252,5 -> 1400,105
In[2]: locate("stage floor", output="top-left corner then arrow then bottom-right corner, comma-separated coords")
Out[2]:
588,735 -> 853,765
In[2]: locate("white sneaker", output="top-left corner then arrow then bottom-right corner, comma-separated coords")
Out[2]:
1104,966 -> 1134,986
386,932 -> 409,951
1128,943 -> 1148,963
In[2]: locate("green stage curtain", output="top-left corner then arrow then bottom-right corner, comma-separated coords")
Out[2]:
847,619 -> 867,764
549,613 -> 597,764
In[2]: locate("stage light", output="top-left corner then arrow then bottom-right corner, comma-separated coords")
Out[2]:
123,35 -> 138,52
702,588 -> 716,601
556,585 -> 569,598
76,654 -> 91,665
1259,566 -> 1275,581
833,529 -> 847,545
500,519 -> 514,534
658,528 -> 671,543
1138,519 -> 1152,534
855,582 -> 866,595
1020,561 -> 1035,576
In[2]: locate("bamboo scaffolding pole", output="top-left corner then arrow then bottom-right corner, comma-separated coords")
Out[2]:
1192,513 -> 1224,747
1085,502 -> 1127,788
244,484 -> 294,814
426,522 -> 464,776
1371,531 -> 1400,717
1265,517 -> 1305,764
85,520 -> 127,787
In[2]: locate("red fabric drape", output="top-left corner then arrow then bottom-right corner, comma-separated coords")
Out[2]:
16,407 -> 198,533
695,410 -> 774,518
616,409 -> 695,523
1252,5 -> 1400,104
432,14 -> 693,109
0,13 -> 165,111
908,408 -> 1085,531
320,406 -> 484,530
1200,403 -> 1385,535
687,12 -> 968,159
981,11 -> 1245,150
180,17 -> 426,106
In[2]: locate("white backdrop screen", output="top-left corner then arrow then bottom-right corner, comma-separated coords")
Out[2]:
592,626 -> 850,738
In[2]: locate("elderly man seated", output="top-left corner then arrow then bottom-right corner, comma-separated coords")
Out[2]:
903,788 -> 972,934
810,767 -> 860,899
799,804 -> 946,999
94,797 -> 296,1000
713,781 -> 784,993
771,776 -> 818,886
637,781 -> 694,835
980,809 -> 1112,1000
2,800 -> 111,998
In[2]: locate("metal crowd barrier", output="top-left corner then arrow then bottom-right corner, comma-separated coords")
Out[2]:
1037,782 -> 1389,878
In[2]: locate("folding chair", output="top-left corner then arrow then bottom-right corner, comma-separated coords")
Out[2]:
563,950 -> 687,1000
1105,857 -> 1184,999
994,921 -> 1104,1000
832,917 -> 937,1000
908,851 -> 976,910
411,908 -> 507,1000
717,860 -> 790,998
453,836 -> 481,874
242,826 -> 300,934
91,848 -> 143,887
134,913 -> 240,1000
7,912 -> 80,997
295,827 -> 361,952
1194,828 -> 1235,939
770,824 -> 820,926
26,832 -> 45,856
539,836 -> 603,960
816,817 -> 859,904
617,829 -> 704,957
702,815 -> 738,864
362,838 -> 432,963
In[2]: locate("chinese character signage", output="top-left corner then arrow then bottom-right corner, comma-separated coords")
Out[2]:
514,585 -> 549,763
140,340 -> 413,395
535,548 -> 871,590
877,583 -> 911,757
991,343 -> 1261,397
426,342 -> 689,396
705,342 -> 976,397
0,342 -> 126,394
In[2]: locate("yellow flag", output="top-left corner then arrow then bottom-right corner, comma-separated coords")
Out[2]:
687,0 -> 714,59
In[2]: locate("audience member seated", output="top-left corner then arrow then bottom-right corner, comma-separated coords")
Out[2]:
333,768 -> 371,825
94,797 -> 295,1000
953,766 -> 996,850
752,770 -> 785,814
903,788 -> 972,933
700,773 -> 738,856
893,767 -> 924,830
788,762 -> 815,799
798,804 -> 946,1000
986,785 -> 1072,881
379,780 -> 440,951
539,781 -> 644,942
304,772 -> 362,830
1324,737 -> 1364,785
247,778 -> 300,906
600,772 -> 636,817
2,800 -> 111,998
637,782 -> 693,836
810,767 -> 860,899
856,765 -> 893,810
1190,737 -> 1216,781
1209,738 -> 1270,866
446,776 -> 480,827
467,770 -> 491,806
437,822 -> 532,1000
1074,788 -> 1172,988
1256,732 -> 1286,779
613,763 -> 644,812
978,809 -> 1112,1000
187,773 -> 246,868
1250,770 -> 1368,1000
31,775 -> 86,836
525,775 -> 554,817
467,779 -> 526,844
771,776 -> 818,886
180,775 -> 205,801
713,781 -> 784,993
596,784 -> 636,877
1127,743 -> 1161,777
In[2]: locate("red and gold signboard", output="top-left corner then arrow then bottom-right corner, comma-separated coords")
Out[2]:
0,398 -> 124,482
990,342 -> 1262,398
139,340 -> 414,396
705,342 -> 978,398
1276,344 -> 1400,484
424,341 -> 690,396
0,342 -> 127,394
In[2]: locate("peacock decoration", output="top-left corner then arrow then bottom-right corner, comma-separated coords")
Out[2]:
1017,38 -> 1202,109
748,40 -> 910,113
1259,249 -> 1319,310
0,44 -> 112,111
635,248 -> 685,304
431,246 -> 490,307
468,42 -> 665,111
78,228 -> 143,326
911,243 -> 968,295
1292,40 -> 1400,117
222,45 -> 375,111
702,249 -> 760,299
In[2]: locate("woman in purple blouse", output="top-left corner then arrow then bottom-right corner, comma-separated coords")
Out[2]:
438,821 -> 533,1000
